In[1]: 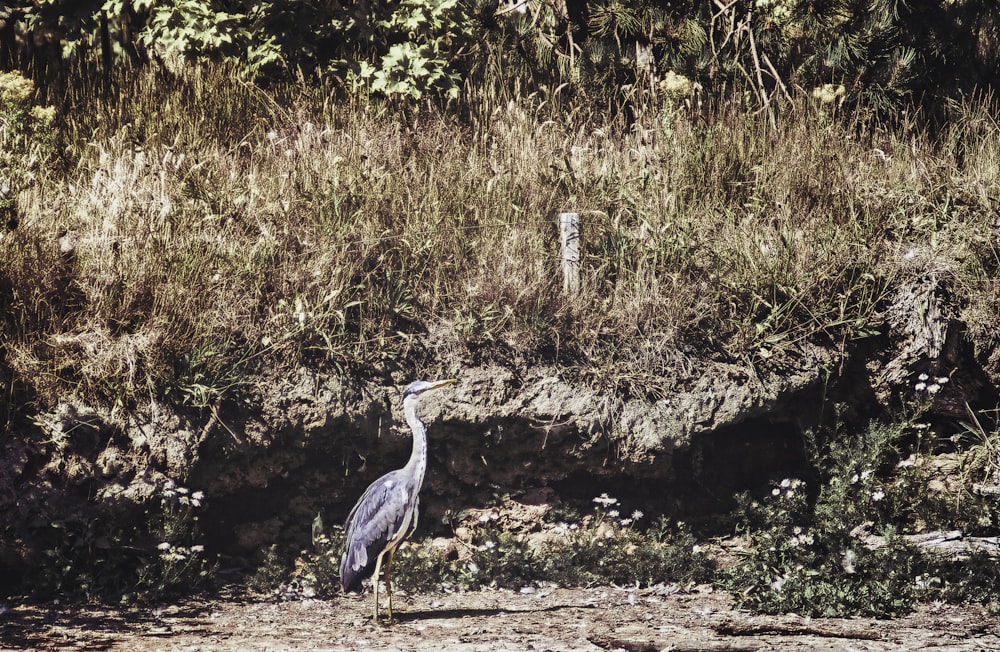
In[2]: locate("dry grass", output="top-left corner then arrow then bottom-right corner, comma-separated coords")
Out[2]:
2,67 -> 1000,412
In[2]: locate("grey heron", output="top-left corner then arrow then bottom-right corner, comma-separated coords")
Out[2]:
340,378 -> 457,622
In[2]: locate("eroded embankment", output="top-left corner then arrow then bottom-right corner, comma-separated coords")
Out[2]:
2,266 -> 999,583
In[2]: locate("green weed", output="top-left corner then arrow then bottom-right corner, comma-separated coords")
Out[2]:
725,406 -> 1000,617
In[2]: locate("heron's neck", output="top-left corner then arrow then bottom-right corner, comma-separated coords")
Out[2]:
403,397 -> 428,488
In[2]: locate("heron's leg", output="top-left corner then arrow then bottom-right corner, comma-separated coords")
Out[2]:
371,551 -> 387,622
385,549 -> 394,622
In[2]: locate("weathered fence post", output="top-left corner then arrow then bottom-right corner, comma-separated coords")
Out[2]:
559,211 -> 580,296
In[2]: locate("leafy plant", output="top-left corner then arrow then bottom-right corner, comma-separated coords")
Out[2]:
17,478 -> 215,602
132,479 -> 215,602
727,404 -> 1000,617
725,477 -> 917,618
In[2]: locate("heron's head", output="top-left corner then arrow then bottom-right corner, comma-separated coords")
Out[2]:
401,378 -> 457,400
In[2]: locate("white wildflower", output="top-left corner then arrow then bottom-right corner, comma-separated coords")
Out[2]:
915,382 -> 927,391
842,548 -> 857,574
936,376 -> 949,385
593,493 -> 618,507
872,489 -> 885,502
926,383 -> 940,394
631,510 -> 644,521
157,542 -> 172,551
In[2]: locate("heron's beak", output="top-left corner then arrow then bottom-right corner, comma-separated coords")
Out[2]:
429,378 -> 458,390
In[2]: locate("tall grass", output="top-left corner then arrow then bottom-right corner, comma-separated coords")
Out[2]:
2,67 -> 1000,414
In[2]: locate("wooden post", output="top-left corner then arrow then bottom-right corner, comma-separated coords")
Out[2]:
559,212 -> 580,296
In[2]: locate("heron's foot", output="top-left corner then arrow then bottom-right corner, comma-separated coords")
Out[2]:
373,614 -> 398,627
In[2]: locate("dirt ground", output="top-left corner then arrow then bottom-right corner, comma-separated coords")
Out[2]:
3,584 -> 998,652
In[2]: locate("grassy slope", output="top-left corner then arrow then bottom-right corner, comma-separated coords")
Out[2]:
2,68 -> 1000,419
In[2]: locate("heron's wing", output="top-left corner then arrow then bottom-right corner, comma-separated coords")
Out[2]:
340,470 -> 415,592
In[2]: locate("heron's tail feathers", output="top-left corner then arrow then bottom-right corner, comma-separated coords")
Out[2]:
340,550 -> 373,593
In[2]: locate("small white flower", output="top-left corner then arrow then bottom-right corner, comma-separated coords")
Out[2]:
192,491 -> 205,501
631,510 -> 644,521
780,478 -> 791,488
936,376 -> 949,385
157,542 -> 172,551
842,548 -> 857,574
190,545 -> 205,553
772,488 -> 781,496
593,493 -> 618,506
915,382 -> 927,391
926,383 -> 940,394
850,474 -> 860,484
872,489 -> 885,502
918,373 -> 929,381
607,509 -> 619,518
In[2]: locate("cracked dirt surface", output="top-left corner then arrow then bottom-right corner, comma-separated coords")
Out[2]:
4,585 -> 998,651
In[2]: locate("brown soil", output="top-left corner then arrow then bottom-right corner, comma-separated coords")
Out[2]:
4,585 -> 997,651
